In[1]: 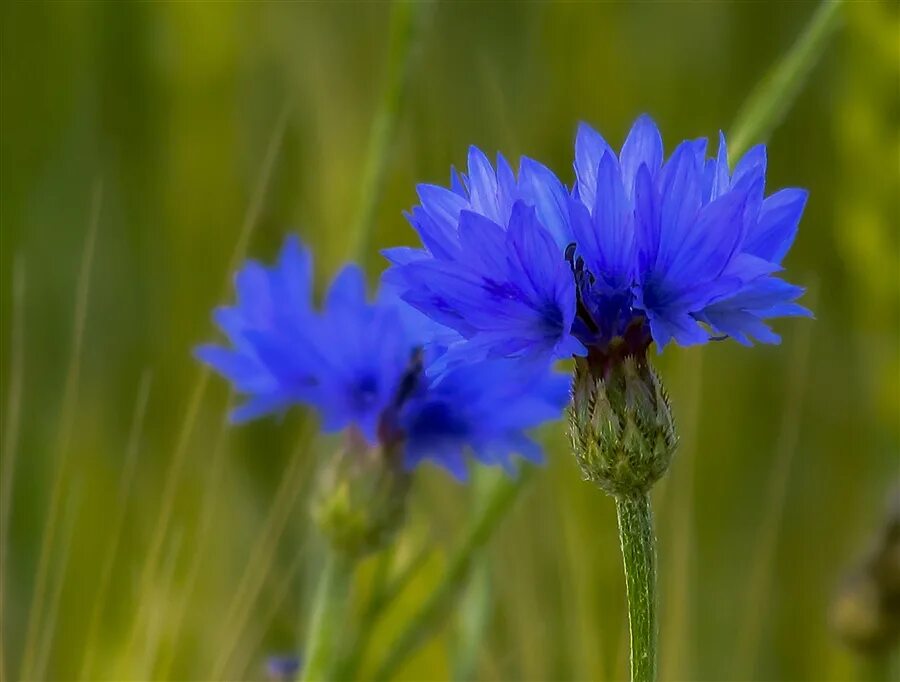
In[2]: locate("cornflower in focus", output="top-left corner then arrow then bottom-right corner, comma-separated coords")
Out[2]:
383,114 -> 812,491
383,115 -> 812,682
385,114 -> 810,368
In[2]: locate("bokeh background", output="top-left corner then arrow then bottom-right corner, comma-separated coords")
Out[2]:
2,1 -> 898,681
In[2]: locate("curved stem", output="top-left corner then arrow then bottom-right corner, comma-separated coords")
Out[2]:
616,493 -> 657,682
373,467 -> 531,681
300,550 -> 355,682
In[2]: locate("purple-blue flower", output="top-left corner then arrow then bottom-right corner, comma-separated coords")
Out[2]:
384,115 -> 811,367
196,236 -> 568,479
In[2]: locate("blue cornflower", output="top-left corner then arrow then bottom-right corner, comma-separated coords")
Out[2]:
196,236 -> 568,479
265,655 -> 301,681
384,115 -> 810,367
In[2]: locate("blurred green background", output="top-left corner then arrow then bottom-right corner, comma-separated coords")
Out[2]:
1,1 -> 898,681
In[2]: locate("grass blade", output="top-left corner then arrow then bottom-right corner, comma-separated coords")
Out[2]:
373,467 -> 532,681
350,0 -> 431,262
78,371 -> 153,680
20,181 -> 102,681
728,0 -> 845,161
124,101 -> 292,663
0,257 -> 25,682
33,484 -> 83,681
735,286 -> 817,677
209,421 -> 316,679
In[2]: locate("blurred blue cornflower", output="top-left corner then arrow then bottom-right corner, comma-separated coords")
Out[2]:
384,115 -> 811,369
196,236 -> 568,480
265,654 -> 301,681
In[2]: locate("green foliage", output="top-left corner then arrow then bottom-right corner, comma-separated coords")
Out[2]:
1,1 -> 897,680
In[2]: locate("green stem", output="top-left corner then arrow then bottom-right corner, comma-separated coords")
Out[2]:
350,0 -> 429,263
300,550 -> 355,682
373,467 -> 532,681
615,493 -> 658,682
728,0 -> 844,161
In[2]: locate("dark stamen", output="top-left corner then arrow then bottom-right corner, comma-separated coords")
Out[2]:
393,348 -> 424,407
565,242 -> 600,334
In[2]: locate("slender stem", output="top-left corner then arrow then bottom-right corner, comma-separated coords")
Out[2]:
728,0 -> 844,161
300,550 -> 355,682
615,493 -> 658,682
350,0 -> 429,263
373,467 -> 532,681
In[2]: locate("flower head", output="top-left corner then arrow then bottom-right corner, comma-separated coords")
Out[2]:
196,236 -> 568,480
385,115 -> 811,370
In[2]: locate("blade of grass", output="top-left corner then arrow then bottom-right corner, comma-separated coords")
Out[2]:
209,421 -> 316,679
332,540 -> 434,680
451,466 -> 497,681
124,100 -> 291,661
451,557 -> 492,681
728,0 -> 844,162
79,371 -> 153,680
0,256 -> 25,682
350,0 -> 431,262
373,466 -> 533,681
33,483 -> 83,682
232,541 -> 311,680
152,406 -> 230,680
659,352 -> 703,681
735,285 -> 817,677
136,529 -> 185,680
20,181 -> 102,681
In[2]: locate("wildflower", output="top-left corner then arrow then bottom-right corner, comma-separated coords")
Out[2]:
384,115 -> 811,370
196,235 -> 569,481
266,654 -> 301,681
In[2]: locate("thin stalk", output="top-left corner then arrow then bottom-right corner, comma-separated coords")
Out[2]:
126,101 -> 291,665
615,493 -> 657,682
33,484 -> 82,682
152,404 -> 229,680
232,543 -> 310,679
20,181 -> 102,682
658,351 -> 703,681
350,0 -> 429,262
728,0 -> 844,162
373,467 -> 532,682
300,551 -> 355,682
0,256 -> 25,682
79,371 -> 153,680
331,543 -> 432,681
210,418 -> 315,679
735,287 -> 816,677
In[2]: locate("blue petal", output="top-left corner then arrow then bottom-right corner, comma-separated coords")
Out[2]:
325,265 -> 368,314
619,114 -> 664,199
745,188 -> 808,263
518,157 -> 573,249
405,206 -> 460,260
574,122 -> 615,210
466,146 -> 502,224
655,141 -> 703,274
458,210 -> 510,274
649,311 -> 709,350
591,151 -> 634,284
195,344 -> 272,393
664,177 -> 755,284
382,246 -> 428,267
732,144 -> 767,188
417,183 -> 468,234
634,163 -> 661,274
